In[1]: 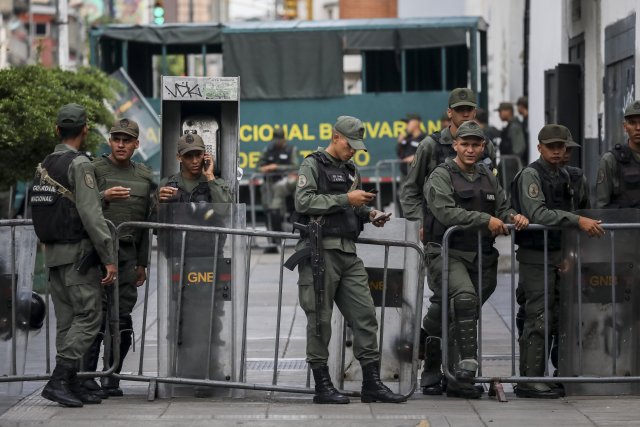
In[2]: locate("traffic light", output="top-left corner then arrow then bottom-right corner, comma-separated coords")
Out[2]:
153,0 -> 165,25
283,0 -> 297,19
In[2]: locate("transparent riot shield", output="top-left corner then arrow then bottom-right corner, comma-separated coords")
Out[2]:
156,203 -> 247,398
328,218 -> 421,395
559,209 -> 640,395
0,223 -> 39,396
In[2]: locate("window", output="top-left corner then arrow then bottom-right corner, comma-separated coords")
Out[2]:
363,50 -> 401,93
406,48 -> 441,91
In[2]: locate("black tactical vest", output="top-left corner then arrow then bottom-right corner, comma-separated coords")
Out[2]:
166,174 -> 212,203
566,165 -> 588,210
263,143 -> 294,183
610,144 -> 640,208
511,161 -> 573,251
294,152 -> 363,239
424,163 -> 497,252
30,151 -> 89,244
499,123 -> 513,156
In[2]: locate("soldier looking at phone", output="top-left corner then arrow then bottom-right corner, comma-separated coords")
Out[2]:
158,134 -> 232,203
286,115 -> 405,405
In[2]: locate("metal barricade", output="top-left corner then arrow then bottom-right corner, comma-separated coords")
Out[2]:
112,215 -> 425,400
439,222 -> 640,402
0,219 -> 121,393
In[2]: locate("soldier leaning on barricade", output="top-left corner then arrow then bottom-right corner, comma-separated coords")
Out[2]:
80,118 -> 156,398
29,103 -> 117,407
421,121 -> 529,399
595,100 -> 640,209
511,124 -> 604,399
158,133 -> 232,204
284,116 -> 406,404
400,88 -> 496,240
257,128 -> 298,253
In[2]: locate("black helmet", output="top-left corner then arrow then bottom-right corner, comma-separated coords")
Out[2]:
29,292 -> 46,330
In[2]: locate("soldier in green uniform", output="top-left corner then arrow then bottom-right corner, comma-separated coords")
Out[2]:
158,134 -> 232,204
512,124 -> 604,399
400,88 -> 497,396
595,100 -> 640,208
422,121 -> 529,399
291,116 -> 405,404
30,104 -> 117,407
400,88 -> 497,228
81,118 -> 155,397
257,128 -> 298,252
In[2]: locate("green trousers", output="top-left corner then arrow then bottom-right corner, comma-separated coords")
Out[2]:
298,249 -> 379,368
518,261 -> 559,377
48,263 -> 103,361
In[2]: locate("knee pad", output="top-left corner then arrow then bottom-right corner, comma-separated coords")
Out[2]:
452,294 -> 478,321
422,304 -> 442,337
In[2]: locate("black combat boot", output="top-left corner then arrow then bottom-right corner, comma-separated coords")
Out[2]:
81,333 -> 109,399
41,358 -> 83,407
311,366 -> 350,404
68,360 -> 102,404
421,336 -> 444,395
446,379 -> 482,399
101,320 -> 133,397
360,363 -> 406,403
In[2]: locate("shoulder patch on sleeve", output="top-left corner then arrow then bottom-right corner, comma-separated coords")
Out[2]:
297,174 -> 308,188
528,183 -> 539,198
597,168 -> 605,184
84,173 -> 95,189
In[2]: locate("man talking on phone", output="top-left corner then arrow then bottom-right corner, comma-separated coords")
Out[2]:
82,118 -> 156,397
287,116 -> 405,404
158,133 -> 232,204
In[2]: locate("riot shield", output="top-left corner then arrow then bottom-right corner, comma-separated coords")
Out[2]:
156,203 -> 247,398
0,224 -> 39,396
328,218 -> 421,395
559,208 -> 640,395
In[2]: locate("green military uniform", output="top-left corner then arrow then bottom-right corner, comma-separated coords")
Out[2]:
400,89 -> 497,222
86,151 -> 155,393
596,100 -> 640,208
595,148 -> 640,208
42,145 -> 115,361
295,148 -> 377,367
257,133 -> 298,212
513,126 -> 579,398
159,173 -> 232,203
421,122 -> 515,398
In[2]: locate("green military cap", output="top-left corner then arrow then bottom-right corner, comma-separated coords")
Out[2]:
624,100 -> 640,118
109,118 -> 139,139
334,115 -> 367,151
448,88 -> 477,108
566,138 -> 580,148
538,124 -> 572,144
495,102 -> 514,111
177,133 -> 205,155
455,120 -> 485,140
56,103 -> 87,128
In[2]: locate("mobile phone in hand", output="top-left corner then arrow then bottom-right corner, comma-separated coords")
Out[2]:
367,188 -> 379,194
373,211 -> 392,223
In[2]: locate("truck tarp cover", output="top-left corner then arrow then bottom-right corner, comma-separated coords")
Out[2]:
101,25 -> 223,45
223,31 -> 343,100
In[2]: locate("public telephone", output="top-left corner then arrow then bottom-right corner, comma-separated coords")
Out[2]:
181,116 -> 221,177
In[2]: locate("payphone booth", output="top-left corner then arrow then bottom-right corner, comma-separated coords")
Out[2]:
156,76 -> 248,398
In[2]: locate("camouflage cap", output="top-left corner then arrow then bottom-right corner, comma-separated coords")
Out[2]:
448,88 -> 477,109
177,133 -> 205,155
538,124 -> 572,145
334,115 -> 367,151
56,103 -> 87,128
109,118 -> 139,139
455,121 -> 485,140
624,100 -> 640,118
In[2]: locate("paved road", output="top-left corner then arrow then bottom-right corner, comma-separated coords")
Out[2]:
2,234 -> 640,427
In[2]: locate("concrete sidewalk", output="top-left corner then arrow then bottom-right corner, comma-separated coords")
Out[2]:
2,235 -> 640,427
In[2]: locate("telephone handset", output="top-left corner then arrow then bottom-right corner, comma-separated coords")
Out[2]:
181,115 -> 221,177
